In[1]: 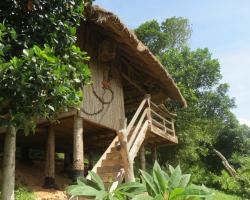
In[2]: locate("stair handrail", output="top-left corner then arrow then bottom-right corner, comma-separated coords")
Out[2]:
127,108 -> 148,150
87,136 -> 119,179
126,95 -> 150,136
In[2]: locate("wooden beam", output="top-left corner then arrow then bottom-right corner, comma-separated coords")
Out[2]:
121,72 -> 147,94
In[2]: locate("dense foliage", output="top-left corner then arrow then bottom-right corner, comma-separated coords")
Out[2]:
0,1 -> 90,199
135,17 -> 250,197
0,0 -> 91,129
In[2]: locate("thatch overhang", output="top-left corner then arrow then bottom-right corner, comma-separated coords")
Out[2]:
85,5 -> 187,107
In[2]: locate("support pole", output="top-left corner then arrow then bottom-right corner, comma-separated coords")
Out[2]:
43,124 -> 57,189
72,115 -> 84,181
117,130 -> 135,182
139,145 -> 146,170
151,145 -> 157,164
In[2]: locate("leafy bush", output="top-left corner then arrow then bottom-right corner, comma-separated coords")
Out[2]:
212,170 -> 241,193
67,162 -> 214,200
66,171 -> 145,200
136,162 -> 213,200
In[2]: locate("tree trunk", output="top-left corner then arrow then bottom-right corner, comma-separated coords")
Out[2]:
151,145 -> 157,164
139,145 -> 146,170
43,124 -> 57,189
72,115 -> 84,181
1,125 -> 16,200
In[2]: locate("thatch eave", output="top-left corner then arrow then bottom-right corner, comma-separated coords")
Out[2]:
85,5 -> 187,107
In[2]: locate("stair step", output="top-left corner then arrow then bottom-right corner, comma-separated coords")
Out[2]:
106,152 -> 121,160
102,159 -> 121,167
111,146 -> 121,152
97,165 -> 122,173
98,172 -> 118,182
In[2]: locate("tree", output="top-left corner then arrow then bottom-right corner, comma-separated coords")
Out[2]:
135,18 -> 243,188
135,17 -> 191,55
0,1 -> 90,199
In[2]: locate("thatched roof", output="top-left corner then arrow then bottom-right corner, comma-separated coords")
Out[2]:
85,5 -> 187,107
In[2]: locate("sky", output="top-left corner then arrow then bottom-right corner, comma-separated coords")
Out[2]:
94,0 -> 250,126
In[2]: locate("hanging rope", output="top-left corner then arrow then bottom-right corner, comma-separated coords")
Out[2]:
81,64 -> 114,116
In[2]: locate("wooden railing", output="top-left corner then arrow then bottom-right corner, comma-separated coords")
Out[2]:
117,95 -> 176,182
149,101 -> 176,136
125,95 -> 176,140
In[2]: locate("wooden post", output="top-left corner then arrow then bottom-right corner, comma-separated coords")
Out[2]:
151,145 -> 157,164
139,145 -> 146,170
117,130 -> 135,182
43,124 -> 57,189
72,115 -> 84,181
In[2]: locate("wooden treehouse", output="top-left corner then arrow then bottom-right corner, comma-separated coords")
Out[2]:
0,6 -> 186,189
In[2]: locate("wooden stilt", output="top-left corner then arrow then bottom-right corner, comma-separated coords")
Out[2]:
117,130 -> 135,182
151,145 -> 157,164
72,115 -> 84,181
43,124 -> 57,189
139,145 -> 146,170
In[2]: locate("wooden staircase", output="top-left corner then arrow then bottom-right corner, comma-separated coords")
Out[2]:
87,95 -> 177,189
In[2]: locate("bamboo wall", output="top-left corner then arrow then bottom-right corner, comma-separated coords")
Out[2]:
81,59 -> 125,130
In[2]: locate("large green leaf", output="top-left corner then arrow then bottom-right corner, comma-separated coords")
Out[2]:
140,170 -> 158,196
66,185 -> 99,197
172,184 -> 214,200
169,188 -> 185,200
152,162 -> 168,195
116,181 -> 146,197
168,166 -> 182,191
89,171 -> 105,190
179,174 -> 191,188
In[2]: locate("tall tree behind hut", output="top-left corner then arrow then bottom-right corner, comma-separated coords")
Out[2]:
0,1 -> 90,199
135,17 -> 241,184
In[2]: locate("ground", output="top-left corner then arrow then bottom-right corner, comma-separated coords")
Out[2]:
1,160 -> 71,200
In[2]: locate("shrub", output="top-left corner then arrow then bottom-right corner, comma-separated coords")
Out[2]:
67,162 -> 214,200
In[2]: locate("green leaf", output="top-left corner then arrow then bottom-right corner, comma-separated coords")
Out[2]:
140,170 -> 158,196
132,193 -> 154,200
89,171 -> 105,190
66,185 -> 99,197
169,188 -> 185,200
48,105 -> 55,111
168,165 -> 182,191
179,174 -> 191,188
152,162 -> 168,195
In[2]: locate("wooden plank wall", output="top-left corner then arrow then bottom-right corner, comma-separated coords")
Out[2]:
81,59 -> 125,130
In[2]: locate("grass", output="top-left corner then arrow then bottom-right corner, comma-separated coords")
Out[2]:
212,189 -> 243,200
15,187 -> 37,200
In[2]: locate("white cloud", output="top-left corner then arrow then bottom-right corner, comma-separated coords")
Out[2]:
239,118 -> 250,127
